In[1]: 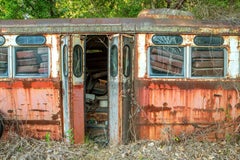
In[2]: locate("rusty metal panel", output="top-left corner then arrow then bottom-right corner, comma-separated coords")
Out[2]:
134,33 -> 240,140
0,80 -> 62,140
72,85 -> 84,143
134,80 -> 240,140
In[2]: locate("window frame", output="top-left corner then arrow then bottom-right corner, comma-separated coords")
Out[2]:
148,45 -> 186,78
13,46 -> 50,78
123,44 -> 131,77
72,44 -> 83,78
190,46 -> 227,78
110,44 -> 118,77
152,35 -> 183,45
16,35 -> 46,45
190,35 -> 226,78
193,35 -> 224,46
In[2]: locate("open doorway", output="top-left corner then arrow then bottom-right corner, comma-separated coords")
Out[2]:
84,35 -> 109,145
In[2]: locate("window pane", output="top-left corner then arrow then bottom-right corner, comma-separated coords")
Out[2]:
15,47 -> 49,76
0,36 -> 5,46
73,45 -> 83,77
123,45 -> 131,77
194,36 -> 224,46
149,46 -> 184,76
152,35 -> 183,45
0,47 -> 8,76
16,35 -> 46,45
191,47 -> 225,77
110,45 -> 118,77
63,45 -> 68,77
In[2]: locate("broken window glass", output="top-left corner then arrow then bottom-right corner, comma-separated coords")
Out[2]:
149,46 -> 184,77
152,35 -> 183,45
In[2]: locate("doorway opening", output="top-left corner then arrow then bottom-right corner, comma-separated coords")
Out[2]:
84,35 -> 109,145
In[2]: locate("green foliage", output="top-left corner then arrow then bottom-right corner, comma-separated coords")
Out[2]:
0,0 -> 59,19
189,0 -> 240,20
66,128 -> 74,144
45,132 -> 51,144
0,0 -> 239,21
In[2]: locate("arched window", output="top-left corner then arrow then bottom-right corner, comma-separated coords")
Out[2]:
73,45 -> 83,77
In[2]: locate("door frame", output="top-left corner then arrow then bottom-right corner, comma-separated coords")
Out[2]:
61,35 -> 71,141
108,34 -> 134,145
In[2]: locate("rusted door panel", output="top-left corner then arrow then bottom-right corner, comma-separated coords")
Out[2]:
122,35 -> 134,144
135,80 -> 240,140
72,85 -> 84,143
71,35 -> 85,144
109,35 -> 120,144
109,34 -> 134,144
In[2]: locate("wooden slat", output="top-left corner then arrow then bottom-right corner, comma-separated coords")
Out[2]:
151,48 -> 184,61
151,61 -> 182,75
17,65 -> 39,73
192,60 -> 223,68
40,62 -> 48,68
192,68 -> 223,76
151,54 -> 183,68
37,47 -> 48,54
0,53 -> 7,61
16,50 -> 36,59
192,51 -> 224,58
40,54 -> 48,62
38,67 -> 48,74
0,61 -> 7,68
17,58 -> 38,66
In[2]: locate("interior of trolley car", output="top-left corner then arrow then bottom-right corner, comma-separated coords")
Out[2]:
84,35 -> 109,144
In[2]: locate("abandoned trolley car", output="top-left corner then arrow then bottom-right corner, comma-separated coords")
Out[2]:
0,9 -> 239,144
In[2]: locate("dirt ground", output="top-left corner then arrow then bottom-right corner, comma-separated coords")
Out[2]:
0,133 -> 239,160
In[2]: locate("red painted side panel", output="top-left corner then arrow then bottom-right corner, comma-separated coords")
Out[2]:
0,80 -> 62,140
135,80 -> 240,140
72,85 -> 84,143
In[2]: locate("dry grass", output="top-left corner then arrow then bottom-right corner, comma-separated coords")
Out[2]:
0,131 -> 239,160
